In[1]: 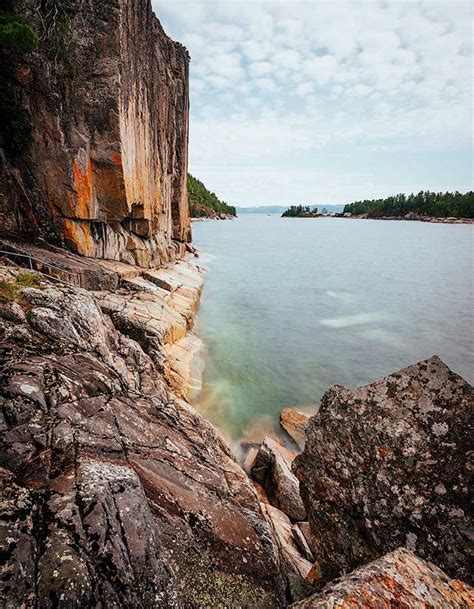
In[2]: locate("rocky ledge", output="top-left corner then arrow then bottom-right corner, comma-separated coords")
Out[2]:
0,251 -> 289,608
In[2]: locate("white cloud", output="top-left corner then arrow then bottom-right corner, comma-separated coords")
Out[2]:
154,0 -> 473,204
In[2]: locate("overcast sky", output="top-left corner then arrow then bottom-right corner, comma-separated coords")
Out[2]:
154,0 -> 472,207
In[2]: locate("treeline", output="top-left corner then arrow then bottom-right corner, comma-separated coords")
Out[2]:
187,174 -> 236,217
343,191 -> 474,219
282,205 -> 318,217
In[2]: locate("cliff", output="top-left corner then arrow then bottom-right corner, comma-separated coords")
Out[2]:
0,0 -> 190,267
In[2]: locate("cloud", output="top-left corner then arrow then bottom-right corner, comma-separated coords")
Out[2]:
154,0 -> 473,205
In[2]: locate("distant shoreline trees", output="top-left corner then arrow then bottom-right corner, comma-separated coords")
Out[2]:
343,191 -> 474,219
282,205 -> 318,217
188,174 -> 236,218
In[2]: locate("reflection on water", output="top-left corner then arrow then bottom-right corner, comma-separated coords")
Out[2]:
192,216 -> 474,441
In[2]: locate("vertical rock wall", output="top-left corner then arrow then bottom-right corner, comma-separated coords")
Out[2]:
0,0 -> 190,267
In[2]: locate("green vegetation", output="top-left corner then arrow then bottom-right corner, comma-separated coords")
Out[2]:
0,272 -> 40,303
282,205 -> 318,217
343,191 -> 474,219
188,174 -> 236,218
0,2 -> 38,156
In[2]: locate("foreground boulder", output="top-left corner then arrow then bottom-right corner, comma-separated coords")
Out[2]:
0,268 -> 285,608
252,437 -> 306,521
290,547 -> 473,608
293,356 -> 473,586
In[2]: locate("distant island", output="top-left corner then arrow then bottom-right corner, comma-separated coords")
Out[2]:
238,204 -> 344,214
188,174 -> 236,219
343,191 -> 474,221
281,205 -> 334,217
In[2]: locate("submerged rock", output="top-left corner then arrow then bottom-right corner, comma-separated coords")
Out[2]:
280,408 -> 311,449
293,356 -> 473,586
290,547 -> 474,608
252,437 -> 306,521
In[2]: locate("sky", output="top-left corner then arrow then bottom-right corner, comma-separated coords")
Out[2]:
154,0 -> 473,206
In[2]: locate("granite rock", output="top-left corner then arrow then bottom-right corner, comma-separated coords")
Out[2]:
0,270 -> 286,608
293,356 -> 473,586
290,547 -> 473,608
0,0 -> 190,266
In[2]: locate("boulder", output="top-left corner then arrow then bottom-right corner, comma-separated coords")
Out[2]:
293,356 -> 473,586
252,437 -> 306,521
290,548 -> 474,608
280,407 -> 311,449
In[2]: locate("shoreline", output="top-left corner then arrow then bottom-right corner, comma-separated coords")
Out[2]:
340,214 -> 474,224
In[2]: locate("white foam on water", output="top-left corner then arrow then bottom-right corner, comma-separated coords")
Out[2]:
320,311 -> 394,328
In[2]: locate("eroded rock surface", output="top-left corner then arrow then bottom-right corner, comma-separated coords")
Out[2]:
0,268 -> 285,608
290,547 -> 473,608
293,357 -> 473,586
0,0 -> 190,266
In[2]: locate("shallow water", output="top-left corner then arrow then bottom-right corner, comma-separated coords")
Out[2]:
192,216 -> 474,442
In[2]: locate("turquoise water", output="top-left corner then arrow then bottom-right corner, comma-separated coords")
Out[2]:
192,216 -> 474,442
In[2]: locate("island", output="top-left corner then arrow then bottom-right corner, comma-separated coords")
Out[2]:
282,205 -> 333,217
342,190 -> 473,223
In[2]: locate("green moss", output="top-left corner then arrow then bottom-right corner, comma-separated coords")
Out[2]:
0,273 -> 40,303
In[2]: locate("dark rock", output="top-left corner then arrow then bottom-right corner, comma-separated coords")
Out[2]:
290,547 -> 474,608
252,436 -> 306,521
293,356 -> 473,586
0,276 -> 286,608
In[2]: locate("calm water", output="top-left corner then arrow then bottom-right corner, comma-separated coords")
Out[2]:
192,216 -> 474,443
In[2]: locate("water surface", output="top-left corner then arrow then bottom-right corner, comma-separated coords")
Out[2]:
192,216 -> 473,442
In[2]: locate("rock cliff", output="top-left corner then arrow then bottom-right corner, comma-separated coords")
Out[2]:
293,356 -> 473,587
0,0 -> 190,267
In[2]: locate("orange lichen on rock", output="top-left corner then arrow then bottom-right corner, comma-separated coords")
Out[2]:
290,548 -> 474,608
70,157 -> 95,219
62,218 -> 95,256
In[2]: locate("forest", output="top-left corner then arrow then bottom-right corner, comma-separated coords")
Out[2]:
343,191 -> 474,218
188,174 -> 236,217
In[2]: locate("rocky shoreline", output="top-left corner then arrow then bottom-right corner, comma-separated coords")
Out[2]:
1,242 -> 473,607
342,213 -> 473,224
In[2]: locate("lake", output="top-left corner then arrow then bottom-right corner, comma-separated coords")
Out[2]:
192,215 -> 473,445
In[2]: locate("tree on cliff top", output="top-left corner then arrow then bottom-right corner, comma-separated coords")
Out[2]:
0,2 -> 38,155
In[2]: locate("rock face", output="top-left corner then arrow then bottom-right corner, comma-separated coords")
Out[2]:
252,436 -> 306,521
290,548 -> 474,608
0,0 -> 190,267
0,266 -> 285,608
293,357 -> 473,586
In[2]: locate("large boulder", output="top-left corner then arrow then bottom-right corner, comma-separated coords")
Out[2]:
252,437 -> 306,521
290,547 -> 473,608
293,356 -> 473,586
